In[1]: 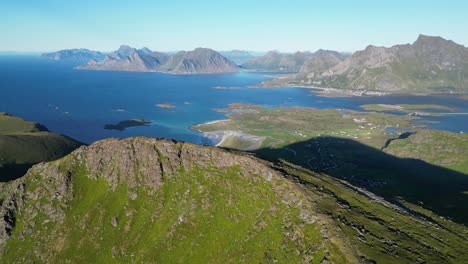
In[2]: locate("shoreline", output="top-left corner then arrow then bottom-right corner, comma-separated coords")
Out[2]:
251,84 -> 468,98
200,130 -> 265,151
200,119 -> 229,125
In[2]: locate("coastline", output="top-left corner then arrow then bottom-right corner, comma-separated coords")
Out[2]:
251,82 -> 468,98
193,127 -> 265,151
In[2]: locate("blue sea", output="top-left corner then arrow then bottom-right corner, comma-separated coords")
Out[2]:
1,55 -> 467,144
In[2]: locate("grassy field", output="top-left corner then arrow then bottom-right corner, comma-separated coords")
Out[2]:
194,104 -> 419,151
361,103 -> 454,112
195,104 -> 468,224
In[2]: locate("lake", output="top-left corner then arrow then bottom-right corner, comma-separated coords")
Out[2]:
1,55 -> 467,144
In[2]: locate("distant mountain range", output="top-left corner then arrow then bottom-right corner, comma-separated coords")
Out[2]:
272,35 -> 468,93
219,50 -> 255,65
75,47 -> 239,74
241,51 -> 323,72
41,35 -> 468,92
108,45 -> 153,59
41,49 -> 106,61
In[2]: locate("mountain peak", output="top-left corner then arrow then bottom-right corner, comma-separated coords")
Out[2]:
138,47 -> 153,54
265,50 -> 280,56
77,48 -> 239,74
413,34 -> 454,47
118,44 -> 134,50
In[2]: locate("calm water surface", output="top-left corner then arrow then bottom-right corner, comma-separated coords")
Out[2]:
1,56 -> 466,144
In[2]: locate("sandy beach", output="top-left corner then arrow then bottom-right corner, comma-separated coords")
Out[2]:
203,130 -> 264,151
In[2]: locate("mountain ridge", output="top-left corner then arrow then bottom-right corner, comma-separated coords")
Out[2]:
77,47 -> 239,74
41,49 -> 106,61
1,137 -> 467,263
241,50 -> 321,72
274,35 -> 468,93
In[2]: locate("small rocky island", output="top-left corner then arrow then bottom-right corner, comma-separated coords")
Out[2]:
104,119 -> 151,131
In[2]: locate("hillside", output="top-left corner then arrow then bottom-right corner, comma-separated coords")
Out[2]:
241,50 -> 347,72
0,113 -> 83,182
281,35 -> 468,93
1,137 -> 467,263
108,45 -> 153,59
77,47 -> 239,74
241,51 -> 316,72
41,49 -> 106,61
194,104 -> 468,224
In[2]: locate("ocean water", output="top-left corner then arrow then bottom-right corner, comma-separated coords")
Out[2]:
1,55 -> 467,144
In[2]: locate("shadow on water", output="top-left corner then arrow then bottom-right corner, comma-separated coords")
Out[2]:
255,136 -> 468,224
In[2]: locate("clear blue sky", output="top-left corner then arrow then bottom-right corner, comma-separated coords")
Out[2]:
2,0 -> 468,52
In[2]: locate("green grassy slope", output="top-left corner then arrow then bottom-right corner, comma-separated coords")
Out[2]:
1,138 -> 467,263
195,105 -> 468,224
0,113 -> 83,181
0,138 -> 346,263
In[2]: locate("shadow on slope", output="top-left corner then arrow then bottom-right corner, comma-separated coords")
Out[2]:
0,134 -> 84,182
254,136 -> 468,224
0,164 -> 35,182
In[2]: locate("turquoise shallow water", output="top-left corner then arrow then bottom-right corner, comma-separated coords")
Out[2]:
1,55 -> 467,144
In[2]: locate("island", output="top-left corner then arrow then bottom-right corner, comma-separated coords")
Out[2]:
155,103 -> 176,109
104,119 -> 151,131
76,47 -> 239,74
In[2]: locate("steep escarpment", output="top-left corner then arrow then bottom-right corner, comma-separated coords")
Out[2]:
1,137 -> 467,263
77,47 -> 239,74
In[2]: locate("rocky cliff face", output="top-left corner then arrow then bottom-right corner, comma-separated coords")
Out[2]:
296,35 -> 468,92
1,137 -> 466,263
77,47 -> 239,74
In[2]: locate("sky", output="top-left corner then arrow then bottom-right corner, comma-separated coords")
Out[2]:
2,0 -> 468,53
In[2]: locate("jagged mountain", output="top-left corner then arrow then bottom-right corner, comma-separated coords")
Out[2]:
108,45 -> 153,59
299,49 -> 348,75
41,49 -> 106,61
219,50 -> 255,65
296,35 -> 468,92
1,137 -> 467,263
77,47 -> 239,74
